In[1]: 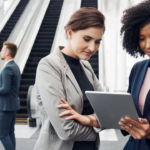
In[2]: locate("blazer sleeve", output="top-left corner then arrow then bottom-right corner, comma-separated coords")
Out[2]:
121,64 -> 135,136
36,58 -> 97,141
0,67 -> 12,95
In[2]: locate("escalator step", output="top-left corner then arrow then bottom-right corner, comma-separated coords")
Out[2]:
20,85 -> 31,91
16,113 -> 28,118
30,52 -> 49,57
22,73 -> 36,79
21,79 -> 35,84
20,99 -> 27,106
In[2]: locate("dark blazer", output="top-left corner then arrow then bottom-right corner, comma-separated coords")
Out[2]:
122,59 -> 150,150
0,60 -> 21,111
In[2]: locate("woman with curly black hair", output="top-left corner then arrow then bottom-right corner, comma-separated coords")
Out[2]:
118,0 -> 150,150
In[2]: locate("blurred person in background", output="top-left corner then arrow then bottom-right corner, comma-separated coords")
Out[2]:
0,42 -> 21,150
118,1 -> 150,150
34,7 -> 105,150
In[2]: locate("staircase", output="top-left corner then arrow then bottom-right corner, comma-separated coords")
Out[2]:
81,0 -> 99,78
0,0 -> 29,48
17,0 -> 64,124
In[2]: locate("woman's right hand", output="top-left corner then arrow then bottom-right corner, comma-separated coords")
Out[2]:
58,98 -> 100,127
58,98 -> 90,125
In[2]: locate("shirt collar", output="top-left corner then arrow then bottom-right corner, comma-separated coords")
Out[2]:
3,59 -> 14,68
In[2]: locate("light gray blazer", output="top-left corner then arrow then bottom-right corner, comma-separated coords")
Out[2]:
33,47 -> 103,150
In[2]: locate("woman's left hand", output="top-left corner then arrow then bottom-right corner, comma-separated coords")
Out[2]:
58,98 -> 90,126
119,116 -> 150,140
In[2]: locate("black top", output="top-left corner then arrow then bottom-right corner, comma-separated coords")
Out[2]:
148,60 -> 150,67
62,53 -> 95,150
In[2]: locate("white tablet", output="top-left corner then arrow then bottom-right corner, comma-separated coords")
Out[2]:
85,91 -> 139,129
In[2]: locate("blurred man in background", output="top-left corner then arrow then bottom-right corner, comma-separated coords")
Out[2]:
0,42 -> 20,150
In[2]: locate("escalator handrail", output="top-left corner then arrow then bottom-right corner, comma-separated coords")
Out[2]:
27,85 -> 34,120
0,0 -> 20,32
15,0 -> 51,74
50,0 -> 81,53
8,0 -> 41,47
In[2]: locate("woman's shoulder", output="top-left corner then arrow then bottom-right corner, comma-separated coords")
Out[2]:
129,59 -> 149,77
132,59 -> 149,69
38,53 -> 62,70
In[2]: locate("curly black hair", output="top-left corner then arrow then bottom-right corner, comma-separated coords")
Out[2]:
120,0 -> 150,57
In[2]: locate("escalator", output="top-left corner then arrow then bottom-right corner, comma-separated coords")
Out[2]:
81,0 -> 99,78
0,0 -> 29,48
17,0 -> 64,124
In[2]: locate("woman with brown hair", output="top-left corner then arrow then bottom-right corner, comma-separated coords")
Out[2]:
33,7 -> 105,150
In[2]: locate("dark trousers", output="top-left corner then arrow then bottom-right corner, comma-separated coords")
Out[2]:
0,111 -> 16,150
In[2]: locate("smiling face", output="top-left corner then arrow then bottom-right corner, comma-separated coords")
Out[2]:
65,27 -> 104,60
139,22 -> 150,58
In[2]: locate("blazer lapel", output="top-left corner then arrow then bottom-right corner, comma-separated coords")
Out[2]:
53,48 -> 83,104
80,60 -> 100,91
65,67 -> 83,101
136,59 -> 150,117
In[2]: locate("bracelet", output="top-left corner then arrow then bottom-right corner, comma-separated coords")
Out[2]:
85,115 -> 93,126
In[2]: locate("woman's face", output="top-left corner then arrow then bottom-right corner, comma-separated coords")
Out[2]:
139,22 -> 150,58
68,27 -> 104,60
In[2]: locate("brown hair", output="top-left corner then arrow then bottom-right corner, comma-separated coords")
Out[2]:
3,41 -> 17,58
64,7 -> 105,37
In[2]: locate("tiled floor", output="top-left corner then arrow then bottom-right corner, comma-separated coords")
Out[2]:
0,125 -> 129,150
100,129 -> 118,141
100,129 -> 129,150
0,125 -> 39,150
15,125 -> 38,138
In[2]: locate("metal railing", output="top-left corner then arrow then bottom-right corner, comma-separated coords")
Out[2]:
27,85 -> 41,127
